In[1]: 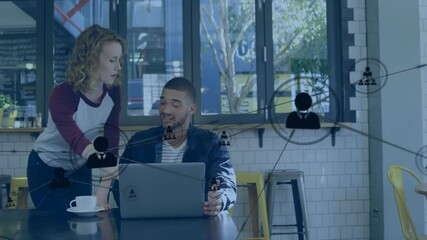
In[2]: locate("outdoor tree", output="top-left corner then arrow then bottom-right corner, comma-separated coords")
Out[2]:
200,0 -> 327,113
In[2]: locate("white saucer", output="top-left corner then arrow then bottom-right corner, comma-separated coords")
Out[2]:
66,207 -> 104,217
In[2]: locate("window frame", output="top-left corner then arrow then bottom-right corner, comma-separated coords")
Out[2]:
14,0 -> 354,127
189,0 -> 355,126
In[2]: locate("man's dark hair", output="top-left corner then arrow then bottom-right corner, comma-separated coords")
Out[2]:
163,77 -> 196,103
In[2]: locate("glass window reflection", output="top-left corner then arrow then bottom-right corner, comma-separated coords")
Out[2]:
126,0 -> 183,117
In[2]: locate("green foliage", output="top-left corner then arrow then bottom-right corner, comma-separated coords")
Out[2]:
0,93 -> 13,109
0,93 -> 17,117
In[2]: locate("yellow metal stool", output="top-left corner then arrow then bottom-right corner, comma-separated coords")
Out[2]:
236,172 -> 270,240
6,177 -> 28,209
266,170 -> 309,240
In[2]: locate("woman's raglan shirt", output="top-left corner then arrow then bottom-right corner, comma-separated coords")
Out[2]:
33,82 -> 120,170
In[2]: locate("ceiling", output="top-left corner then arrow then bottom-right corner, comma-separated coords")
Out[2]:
0,1 -> 35,30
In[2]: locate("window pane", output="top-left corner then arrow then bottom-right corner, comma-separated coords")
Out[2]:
200,0 -> 257,115
272,0 -> 329,119
127,0 -> 183,117
0,1 -> 38,127
53,0 -> 109,85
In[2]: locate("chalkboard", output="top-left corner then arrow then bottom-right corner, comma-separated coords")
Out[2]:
0,35 -> 36,69
0,33 -> 37,106
54,26 -> 73,84
0,28 -> 72,107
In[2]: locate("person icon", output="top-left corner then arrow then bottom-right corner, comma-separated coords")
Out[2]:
285,92 -> 320,129
218,131 -> 230,146
5,197 -> 15,208
86,136 -> 117,168
358,66 -> 376,86
164,126 -> 176,140
210,178 -> 221,191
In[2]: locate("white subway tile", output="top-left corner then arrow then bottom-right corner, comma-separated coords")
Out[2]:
353,226 -> 367,238
2,168 -> 14,177
340,200 -> 352,214
303,151 -> 315,162
346,213 -> 358,225
316,149 -> 328,162
349,46 -> 361,58
357,162 -> 369,174
8,156 -> 21,168
1,142 -> 14,152
8,133 -> 21,142
339,175 -> 352,187
357,212 -> 370,225
334,188 -> 346,201
346,188 -> 358,200
360,22 -> 367,34
341,226 -> 353,239
351,174 -> 364,187
14,168 -> 26,177
346,162 -> 358,174
317,226 -> 329,239
354,9 -> 365,21
352,200 -> 364,213
323,188 -> 334,201
329,201 -> 340,214
328,226 -> 341,239
334,214 -> 346,227
0,159 -> 8,168
317,201 -> 329,214
322,214 -> 335,227
347,0 -> 359,8
327,175 -> 340,188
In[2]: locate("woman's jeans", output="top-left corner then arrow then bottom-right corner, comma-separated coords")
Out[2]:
27,150 -> 92,210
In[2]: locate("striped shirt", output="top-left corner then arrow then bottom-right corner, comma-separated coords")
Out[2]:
161,139 -> 187,163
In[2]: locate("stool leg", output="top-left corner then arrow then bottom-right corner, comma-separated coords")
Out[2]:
297,176 -> 309,240
6,183 -> 10,199
0,183 -> 10,209
266,175 -> 277,235
248,184 -> 261,237
291,180 -> 304,240
255,176 -> 270,240
16,187 -> 28,209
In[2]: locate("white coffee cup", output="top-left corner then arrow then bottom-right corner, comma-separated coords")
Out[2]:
69,196 -> 97,211
70,222 -> 98,235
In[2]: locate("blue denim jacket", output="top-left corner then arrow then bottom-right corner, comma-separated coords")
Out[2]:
118,125 -> 237,211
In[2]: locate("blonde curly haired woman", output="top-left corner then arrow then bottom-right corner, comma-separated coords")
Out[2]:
27,24 -> 125,211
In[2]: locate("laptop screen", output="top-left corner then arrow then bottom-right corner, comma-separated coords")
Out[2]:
118,163 -> 206,218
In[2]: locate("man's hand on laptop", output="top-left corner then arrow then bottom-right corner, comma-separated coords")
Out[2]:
204,191 -> 222,216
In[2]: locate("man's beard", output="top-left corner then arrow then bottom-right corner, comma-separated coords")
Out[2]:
162,112 -> 189,134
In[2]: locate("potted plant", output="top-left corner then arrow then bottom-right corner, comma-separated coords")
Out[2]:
0,93 -> 18,128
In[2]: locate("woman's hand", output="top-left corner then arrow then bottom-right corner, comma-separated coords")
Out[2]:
96,185 -> 111,210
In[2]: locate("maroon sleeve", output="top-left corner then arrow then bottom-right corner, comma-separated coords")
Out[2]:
49,83 -> 91,156
104,86 -> 121,156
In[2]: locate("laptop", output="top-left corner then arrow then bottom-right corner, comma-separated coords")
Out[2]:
118,162 -> 206,219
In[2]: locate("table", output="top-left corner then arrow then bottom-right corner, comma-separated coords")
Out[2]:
0,208 -> 239,240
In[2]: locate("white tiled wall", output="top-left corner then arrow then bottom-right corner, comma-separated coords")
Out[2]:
0,133 -> 34,177
0,125 -> 370,240
228,127 -> 369,240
